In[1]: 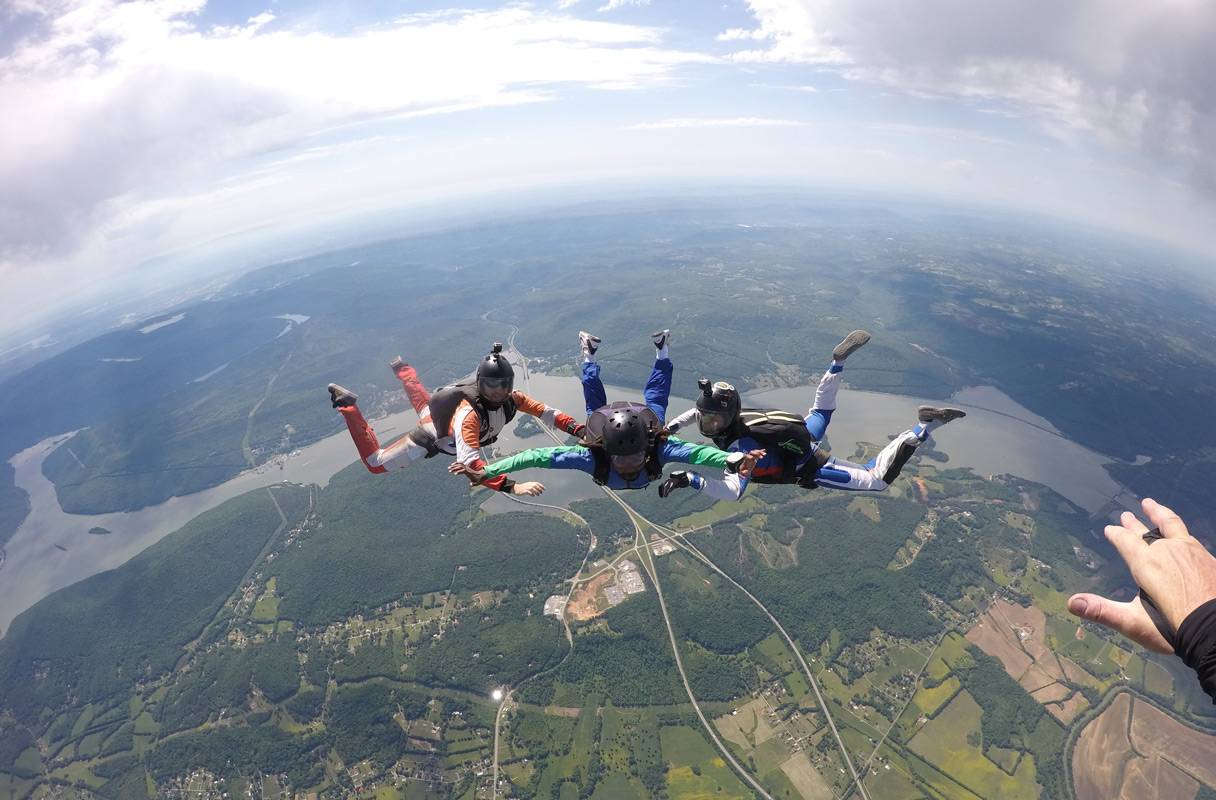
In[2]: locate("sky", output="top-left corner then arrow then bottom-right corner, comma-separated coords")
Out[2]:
1,0 -> 1214,338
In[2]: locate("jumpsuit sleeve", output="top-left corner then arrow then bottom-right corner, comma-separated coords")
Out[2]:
658,436 -> 734,468
454,402 -> 513,492
511,391 -> 582,435
482,446 -> 596,478
665,407 -> 700,435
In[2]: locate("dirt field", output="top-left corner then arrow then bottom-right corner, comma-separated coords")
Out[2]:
1117,755 -> 1197,800
779,753 -> 834,800
1129,699 -> 1216,786
1031,683 -> 1070,703
965,599 -> 1097,725
566,572 -> 615,621
714,699 -> 777,751
1045,691 -> 1088,725
1072,692 -> 1134,800
1073,693 -> 1216,800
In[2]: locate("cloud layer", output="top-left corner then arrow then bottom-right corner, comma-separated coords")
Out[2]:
726,0 -> 1216,193
0,1 -> 708,265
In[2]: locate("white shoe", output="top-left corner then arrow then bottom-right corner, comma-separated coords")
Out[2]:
651,329 -> 670,351
579,331 -> 601,359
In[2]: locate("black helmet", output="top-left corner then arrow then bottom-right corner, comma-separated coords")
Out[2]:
696,378 -> 740,436
602,408 -> 651,456
477,343 -> 514,407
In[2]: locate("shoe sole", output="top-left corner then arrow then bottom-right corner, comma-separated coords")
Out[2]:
832,330 -> 871,361
917,406 -> 965,424
328,383 -> 358,406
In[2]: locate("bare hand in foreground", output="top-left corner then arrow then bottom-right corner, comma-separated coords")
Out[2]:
511,481 -> 545,497
1068,498 -> 1216,654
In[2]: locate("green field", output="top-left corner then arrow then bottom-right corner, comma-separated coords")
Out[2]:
660,726 -> 752,800
908,691 -> 1038,800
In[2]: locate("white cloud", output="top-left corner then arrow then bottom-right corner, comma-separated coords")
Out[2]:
599,0 -> 652,11
942,158 -> 974,176
724,0 -> 1216,195
0,1 -> 711,267
750,82 -> 818,93
626,117 -> 808,129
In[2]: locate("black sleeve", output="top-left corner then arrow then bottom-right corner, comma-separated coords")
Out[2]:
1175,598 -> 1216,704
497,478 -> 517,493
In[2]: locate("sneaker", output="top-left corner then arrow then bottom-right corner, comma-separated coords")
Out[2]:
658,470 -> 691,498
917,406 -> 966,424
579,331 -> 601,359
389,356 -> 409,376
832,330 -> 871,362
651,329 -> 671,350
328,383 -> 358,409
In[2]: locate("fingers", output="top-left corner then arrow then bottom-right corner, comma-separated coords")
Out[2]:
1104,522 -> 1146,566
1118,510 -> 1149,535
1067,593 -> 1173,654
1143,497 -> 1190,540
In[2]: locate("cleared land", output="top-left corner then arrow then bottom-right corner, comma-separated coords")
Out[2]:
566,573 -> 615,621
908,690 -> 1039,800
1129,698 -> 1216,787
965,599 -> 1098,725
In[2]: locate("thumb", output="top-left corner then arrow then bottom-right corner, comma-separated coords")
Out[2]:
1068,593 -> 1172,654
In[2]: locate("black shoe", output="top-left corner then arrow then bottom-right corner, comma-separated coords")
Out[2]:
832,330 -> 871,362
389,356 -> 409,375
651,329 -> 671,351
917,406 -> 966,424
659,470 -> 691,498
328,383 -> 358,409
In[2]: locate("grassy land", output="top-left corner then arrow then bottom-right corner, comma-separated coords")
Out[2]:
660,726 -> 753,800
908,691 -> 1039,800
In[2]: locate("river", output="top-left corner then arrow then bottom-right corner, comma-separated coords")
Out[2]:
0,370 -> 1142,636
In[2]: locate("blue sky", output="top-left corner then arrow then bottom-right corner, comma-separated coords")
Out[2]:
1,0 -> 1213,336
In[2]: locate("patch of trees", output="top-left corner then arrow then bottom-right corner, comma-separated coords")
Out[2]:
621,476 -> 715,524
553,633 -> 683,706
0,723 -> 37,777
570,498 -> 632,545
1025,714 -> 1066,800
271,464 -> 583,625
97,763 -> 150,800
408,593 -> 565,693
955,647 -> 1044,753
682,645 -> 750,702
326,682 -> 408,767
905,515 -> 992,601
332,638 -> 403,683
147,722 -> 327,787
159,635 -> 300,733
286,686 -> 325,721
696,496 -> 943,651
91,753 -> 139,779
658,559 -> 768,654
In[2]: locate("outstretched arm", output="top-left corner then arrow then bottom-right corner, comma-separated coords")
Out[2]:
665,407 -> 700,435
660,437 -> 763,474
512,391 -> 585,437
450,446 -> 596,481
1068,498 -> 1216,702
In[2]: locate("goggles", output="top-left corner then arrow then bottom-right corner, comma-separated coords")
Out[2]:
610,451 -> 647,475
699,411 -> 733,436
